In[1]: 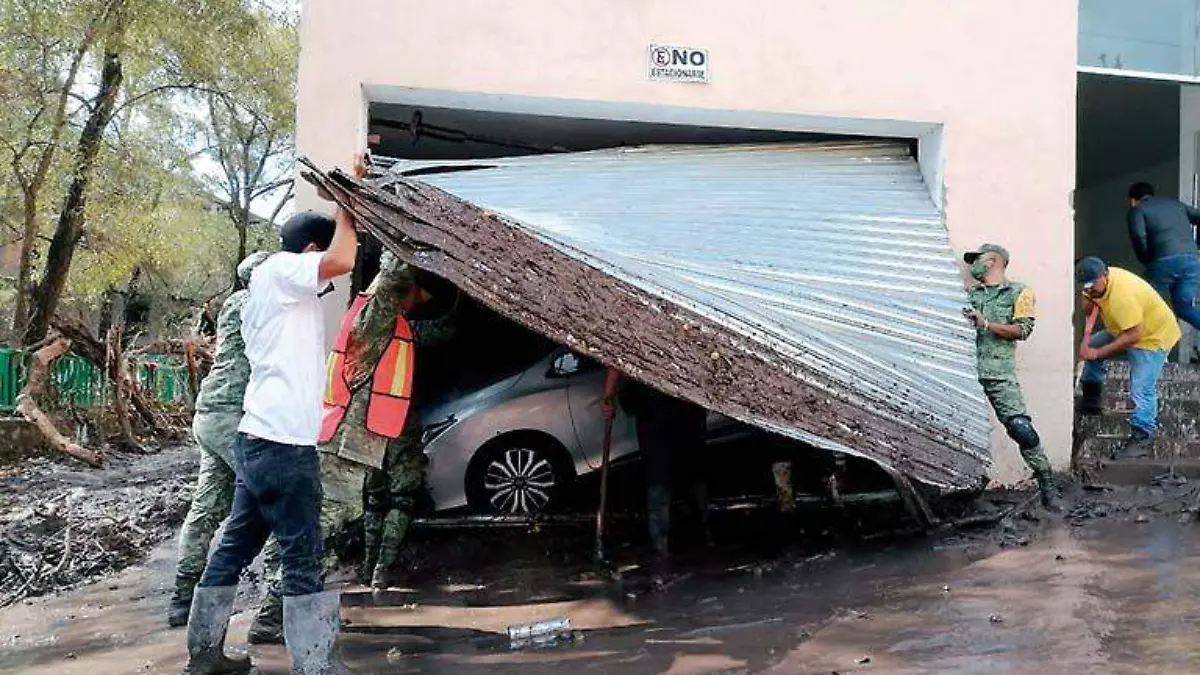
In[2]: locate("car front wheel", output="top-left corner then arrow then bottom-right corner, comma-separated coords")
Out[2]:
468,439 -> 571,516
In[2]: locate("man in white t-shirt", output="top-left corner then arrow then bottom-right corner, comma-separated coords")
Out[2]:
183,163 -> 361,675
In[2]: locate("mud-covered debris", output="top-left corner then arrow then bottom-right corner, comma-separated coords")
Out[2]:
0,448 -> 194,607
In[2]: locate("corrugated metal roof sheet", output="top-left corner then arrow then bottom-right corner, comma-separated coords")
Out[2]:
311,141 -> 992,488
380,143 -> 993,482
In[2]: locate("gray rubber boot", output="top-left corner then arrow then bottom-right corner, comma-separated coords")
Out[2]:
182,586 -> 252,675
284,591 -> 348,675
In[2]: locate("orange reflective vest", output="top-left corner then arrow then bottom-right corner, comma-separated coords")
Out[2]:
319,293 -> 415,443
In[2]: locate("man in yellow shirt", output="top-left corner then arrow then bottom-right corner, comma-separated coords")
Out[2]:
1076,257 -> 1180,459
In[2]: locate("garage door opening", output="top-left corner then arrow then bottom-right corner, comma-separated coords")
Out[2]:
339,100 -> 984,528
366,102 -> 911,161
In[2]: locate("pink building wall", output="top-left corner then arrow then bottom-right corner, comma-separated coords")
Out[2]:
296,0 -> 1079,483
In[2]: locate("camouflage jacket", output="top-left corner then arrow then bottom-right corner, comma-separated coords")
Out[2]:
195,290 -> 250,414
321,258 -> 455,469
968,281 -> 1035,381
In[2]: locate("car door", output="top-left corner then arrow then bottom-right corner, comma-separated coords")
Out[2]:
553,353 -> 638,470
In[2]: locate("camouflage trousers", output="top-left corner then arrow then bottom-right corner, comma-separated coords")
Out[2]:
363,430 -> 427,574
980,378 -> 1052,478
176,412 -> 278,583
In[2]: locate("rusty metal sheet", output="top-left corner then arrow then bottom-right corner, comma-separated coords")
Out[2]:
306,142 -> 992,489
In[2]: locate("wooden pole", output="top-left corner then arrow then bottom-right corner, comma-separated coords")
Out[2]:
593,410 -> 616,564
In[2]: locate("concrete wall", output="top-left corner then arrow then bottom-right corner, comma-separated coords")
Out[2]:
296,0 -> 1079,483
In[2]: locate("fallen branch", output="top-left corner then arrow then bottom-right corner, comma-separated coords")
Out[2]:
106,325 -> 136,447
53,321 -> 165,433
15,332 -> 104,467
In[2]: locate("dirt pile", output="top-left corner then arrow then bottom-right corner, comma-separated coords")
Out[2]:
0,447 -> 196,607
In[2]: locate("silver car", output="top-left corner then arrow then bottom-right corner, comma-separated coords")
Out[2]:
419,349 -> 731,515
418,349 -> 632,515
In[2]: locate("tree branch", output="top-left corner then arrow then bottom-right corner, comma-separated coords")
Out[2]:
251,177 -> 294,201
268,182 -> 295,225
109,83 -> 225,119
15,332 -> 105,467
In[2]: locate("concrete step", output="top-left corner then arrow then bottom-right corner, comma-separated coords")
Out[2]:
1099,397 -> 1200,413
1078,435 -> 1200,464
1093,380 -> 1200,401
1095,362 -> 1200,384
1077,411 -> 1200,438
1090,459 -> 1200,486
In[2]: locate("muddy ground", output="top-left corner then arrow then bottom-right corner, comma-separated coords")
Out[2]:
3,444 -> 1200,674
0,448 -> 196,609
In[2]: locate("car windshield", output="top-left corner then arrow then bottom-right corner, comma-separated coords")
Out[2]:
416,297 -> 557,404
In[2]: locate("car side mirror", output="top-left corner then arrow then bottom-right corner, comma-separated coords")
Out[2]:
548,353 -> 582,378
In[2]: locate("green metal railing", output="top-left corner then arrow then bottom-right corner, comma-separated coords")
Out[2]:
0,346 -> 189,413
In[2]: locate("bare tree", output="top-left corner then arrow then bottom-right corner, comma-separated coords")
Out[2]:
205,90 -> 294,273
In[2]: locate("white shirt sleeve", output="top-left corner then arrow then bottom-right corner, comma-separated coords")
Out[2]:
269,252 -> 324,301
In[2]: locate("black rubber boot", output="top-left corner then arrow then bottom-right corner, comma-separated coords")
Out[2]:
168,574 -> 199,628
247,589 -> 284,645
1035,472 -> 1064,513
182,586 -> 252,675
1111,430 -> 1153,461
1078,382 -> 1103,415
371,509 -> 411,590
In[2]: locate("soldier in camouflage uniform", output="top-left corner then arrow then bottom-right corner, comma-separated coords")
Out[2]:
249,251 -> 453,642
963,244 -> 1061,511
168,251 -> 271,628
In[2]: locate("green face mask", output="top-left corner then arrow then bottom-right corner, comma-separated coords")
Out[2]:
970,259 -> 990,280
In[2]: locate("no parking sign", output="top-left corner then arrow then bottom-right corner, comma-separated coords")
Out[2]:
648,44 -> 710,83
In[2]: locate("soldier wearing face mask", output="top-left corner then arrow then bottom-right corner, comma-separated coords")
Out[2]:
962,244 -> 1061,511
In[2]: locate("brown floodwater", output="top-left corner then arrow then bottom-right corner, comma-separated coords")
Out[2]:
4,493 -> 1200,674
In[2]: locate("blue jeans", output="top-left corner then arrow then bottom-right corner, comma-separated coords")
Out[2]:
1147,253 -> 1200,330
198,434 -> 324,596
1081,331 -> 1169,436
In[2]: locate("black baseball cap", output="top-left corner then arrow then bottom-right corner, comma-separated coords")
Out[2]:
279,211 -> 336,253
963,243 -> 1010,265
1075,256 -> 1108,289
